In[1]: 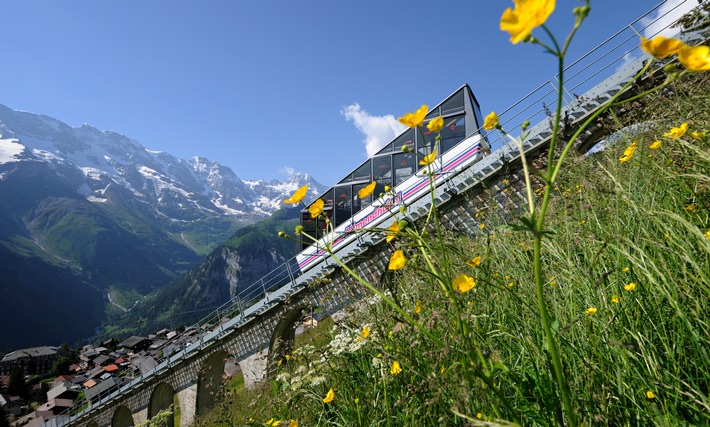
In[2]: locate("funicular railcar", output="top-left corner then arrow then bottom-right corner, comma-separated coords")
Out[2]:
296,84 -> 489,272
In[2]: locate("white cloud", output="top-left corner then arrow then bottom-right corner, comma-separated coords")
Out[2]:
279,166 -> 295,176
641,0 -> 700,38
341,103 -> 406,157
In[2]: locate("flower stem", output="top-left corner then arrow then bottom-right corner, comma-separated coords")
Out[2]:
327,249 -> 444,347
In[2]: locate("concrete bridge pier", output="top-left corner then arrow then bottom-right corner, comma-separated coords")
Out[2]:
239,349 -> 269,389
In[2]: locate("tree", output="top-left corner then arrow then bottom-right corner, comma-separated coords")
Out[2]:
51,357 -> 73,377
7,365 -> 28,399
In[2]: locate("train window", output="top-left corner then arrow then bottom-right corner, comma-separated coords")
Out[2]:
426,107 -> 440,119
441,114 -> 466,153
300,212 -> 317,250
352,160 -> 371,182
441,89 -> 465,115
393,128 -> 414,152
372,156 -> 392,198
393,152 -> 416,186
338,173 -> 352,184
334,185 -> 352,227
377,141 -> 393,154
321,188 -> 334,208
373,156 -> 392,182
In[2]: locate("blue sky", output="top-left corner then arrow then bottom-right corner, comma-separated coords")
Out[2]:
0,0 -> 699,185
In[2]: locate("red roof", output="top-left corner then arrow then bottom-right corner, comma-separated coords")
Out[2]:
103,364 -> 119,372
83,379 -> 97,388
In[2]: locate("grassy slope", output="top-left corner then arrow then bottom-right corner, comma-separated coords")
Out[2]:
195,75 -> 710,426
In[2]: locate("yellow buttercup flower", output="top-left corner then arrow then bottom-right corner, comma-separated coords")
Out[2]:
358,181 -> 376,199
624,282 -> 637,291
621,267 -> 630,273
585,307 -> 597,315
386,221 -> 400,243
398,105 -> 428,128
640,36 -> 686,58
359,326 -> 370,340
308,199 -> 324,218
289,420 -> 298,427
691,131 -> 708,139
390,361 -> 402,375
500,0 -> 556,44
388,250 -> 406,270
284,185 -> 308,204
649,140 -> 662,150
619,141 -> 638,162
646,390 -> 656,399
611,295 -> 620,304
483,111 -> 500,130
427,116 -> 444,132
323,388 -> 335,403
452,274 -> 476,293
678,45 -> 710,72
705,229 -> 710,240
414,300 -> 422,314
419,150 -> 437,166
466,256 -> 482,267
663,122 -> 688,139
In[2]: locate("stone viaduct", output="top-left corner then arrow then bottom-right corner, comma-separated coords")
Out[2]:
56,17 -> 707,427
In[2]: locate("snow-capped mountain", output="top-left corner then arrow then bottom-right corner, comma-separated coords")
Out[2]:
0,104 -> 324,222
0,103 -> 326,350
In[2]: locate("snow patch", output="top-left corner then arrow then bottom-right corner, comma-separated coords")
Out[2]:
31,148 -> 62,162
0,138 -> 26,163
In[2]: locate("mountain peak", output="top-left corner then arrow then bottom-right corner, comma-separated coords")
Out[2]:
0,103 -> 327,221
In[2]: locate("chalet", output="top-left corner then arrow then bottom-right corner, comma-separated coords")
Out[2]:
129,355 -> 158,375
118,336 -> 153,353
46,381 -> 80,401
0,394 -> 24,417
0,346 -> 59,376
85,377 -> 129,406
14,409 -> 55,427
92,355 -> 110,367
36,398 -> 73,415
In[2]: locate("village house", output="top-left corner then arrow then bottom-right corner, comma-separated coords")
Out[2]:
0,347 -> 59,376
0,394 -> 24,417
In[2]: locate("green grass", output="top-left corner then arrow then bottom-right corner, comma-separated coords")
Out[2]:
194,71 -> 710,427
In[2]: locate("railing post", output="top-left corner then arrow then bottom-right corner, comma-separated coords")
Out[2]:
285,259 -> 295,284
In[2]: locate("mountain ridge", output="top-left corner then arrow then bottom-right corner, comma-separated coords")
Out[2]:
0,103 -> 325,350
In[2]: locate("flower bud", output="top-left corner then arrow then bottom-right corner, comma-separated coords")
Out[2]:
522,120 -> 530,131
573,5 -> 590,20
278,231 -> 286,238
295,225 -> 304,235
